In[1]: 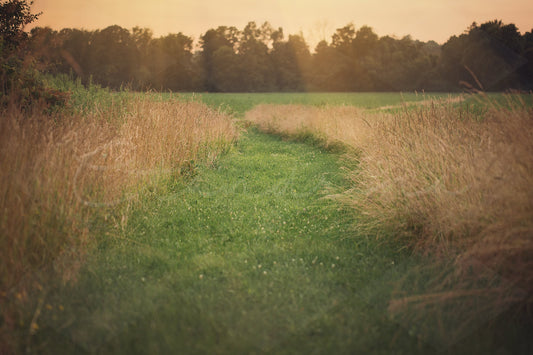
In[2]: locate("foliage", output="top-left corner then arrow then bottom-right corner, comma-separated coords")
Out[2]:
245,93 -> 533,347
0,0 -> 39,50
441,20 -> 533,90
0,87 -> 238,353
14,129 -> 440,354
4,90 -> 530,353
25,20 -> 533,92
175,91 -> 459,117
0,0 -> 69,111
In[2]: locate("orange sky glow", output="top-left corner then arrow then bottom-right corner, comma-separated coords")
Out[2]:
29,0 -> 533,46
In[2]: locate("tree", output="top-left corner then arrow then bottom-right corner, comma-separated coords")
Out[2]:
210,45 -> 240,91
0,0 -> 64,111
353,25 -> 378,57
330,23 -> 358,90
271,33 -> 311,91
151,33 -> 196,91
523,29 -> 533,88
313,42 -> 333,91
200,26 -> 240,91
57,28 -> 92,78
88,25 -> 136,88
28,26 -> 62,73
331,23 -> 356,52
440,20 -> 529,90
131,27 -> 153,89
19,16 -> 533,92
312,23 -> 360,91
0,0 -> 40,50
238,21 -> 275,91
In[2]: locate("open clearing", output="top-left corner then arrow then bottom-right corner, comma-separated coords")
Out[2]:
19,93 -> 530,354
31,129 -> 430,354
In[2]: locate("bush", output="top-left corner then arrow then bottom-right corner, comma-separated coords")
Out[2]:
1,0 -> 68,112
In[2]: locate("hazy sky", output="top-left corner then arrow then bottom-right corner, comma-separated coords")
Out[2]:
30,0 -> 533,46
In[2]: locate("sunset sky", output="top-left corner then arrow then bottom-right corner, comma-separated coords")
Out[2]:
29,0 -> 533,46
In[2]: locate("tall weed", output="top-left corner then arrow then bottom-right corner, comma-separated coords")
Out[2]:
0,94 -> 238,351
246,94 -> 533,337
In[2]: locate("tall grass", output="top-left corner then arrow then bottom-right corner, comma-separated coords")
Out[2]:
246,104 -> 376,151
0,94 -> 238,350
246,94 -> 533,337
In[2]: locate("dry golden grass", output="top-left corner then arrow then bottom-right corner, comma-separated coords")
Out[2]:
0,97 -> 238,340
246,104 -> 377,150
246,95 -> 533,327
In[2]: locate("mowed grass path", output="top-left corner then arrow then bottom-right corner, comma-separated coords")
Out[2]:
33,129 -> 434,354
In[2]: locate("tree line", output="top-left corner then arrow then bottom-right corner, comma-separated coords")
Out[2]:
27,20 -> 533,92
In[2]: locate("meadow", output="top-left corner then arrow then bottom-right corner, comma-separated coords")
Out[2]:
172,92 -> 463,116
1,86 -> 531,354
246,91 -> 533,349
0,83 -> 238,353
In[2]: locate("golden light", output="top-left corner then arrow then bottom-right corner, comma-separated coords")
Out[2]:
30,0 -> 533,45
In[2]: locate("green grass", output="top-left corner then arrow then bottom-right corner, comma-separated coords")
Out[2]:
25,128 -> 526,354
163,92 -> 462,117
28,129 -> 436,354
171,92 -> 532,118
18,90 -> 531,354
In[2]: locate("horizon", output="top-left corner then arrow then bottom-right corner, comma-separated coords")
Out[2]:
29,0 -> 533,47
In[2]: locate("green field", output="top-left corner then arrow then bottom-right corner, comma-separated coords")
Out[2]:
18,91 -> 531,354
165,92 -> 462,116
145,91 -> 532,118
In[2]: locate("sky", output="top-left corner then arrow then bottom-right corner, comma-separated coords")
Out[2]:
29,0 -> 533,47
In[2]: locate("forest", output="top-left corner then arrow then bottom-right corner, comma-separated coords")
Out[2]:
26,20 -> 533,92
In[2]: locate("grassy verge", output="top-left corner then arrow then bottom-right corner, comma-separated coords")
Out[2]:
4,89 -> 530,353
245,93 -> 533,350
159,92 -> 462,117
18,128 -> 529,354
0,85 -> 238,352
24,129 -> 432,354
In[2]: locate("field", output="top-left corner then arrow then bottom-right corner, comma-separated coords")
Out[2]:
170,92 -> 463,116
1,89 -> 532,354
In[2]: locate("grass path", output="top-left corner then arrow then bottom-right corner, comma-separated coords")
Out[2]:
34,129 -> 438,354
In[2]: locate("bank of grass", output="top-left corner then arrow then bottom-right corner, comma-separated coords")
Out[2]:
246,93 -> 533,345
23,129 -> 511,354
5,89 -> 530,353
165,92 -> 462,117
246,104 -> 374,152
0,88 -> 238,352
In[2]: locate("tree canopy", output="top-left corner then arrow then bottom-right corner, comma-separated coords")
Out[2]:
25,19 -> 533,92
